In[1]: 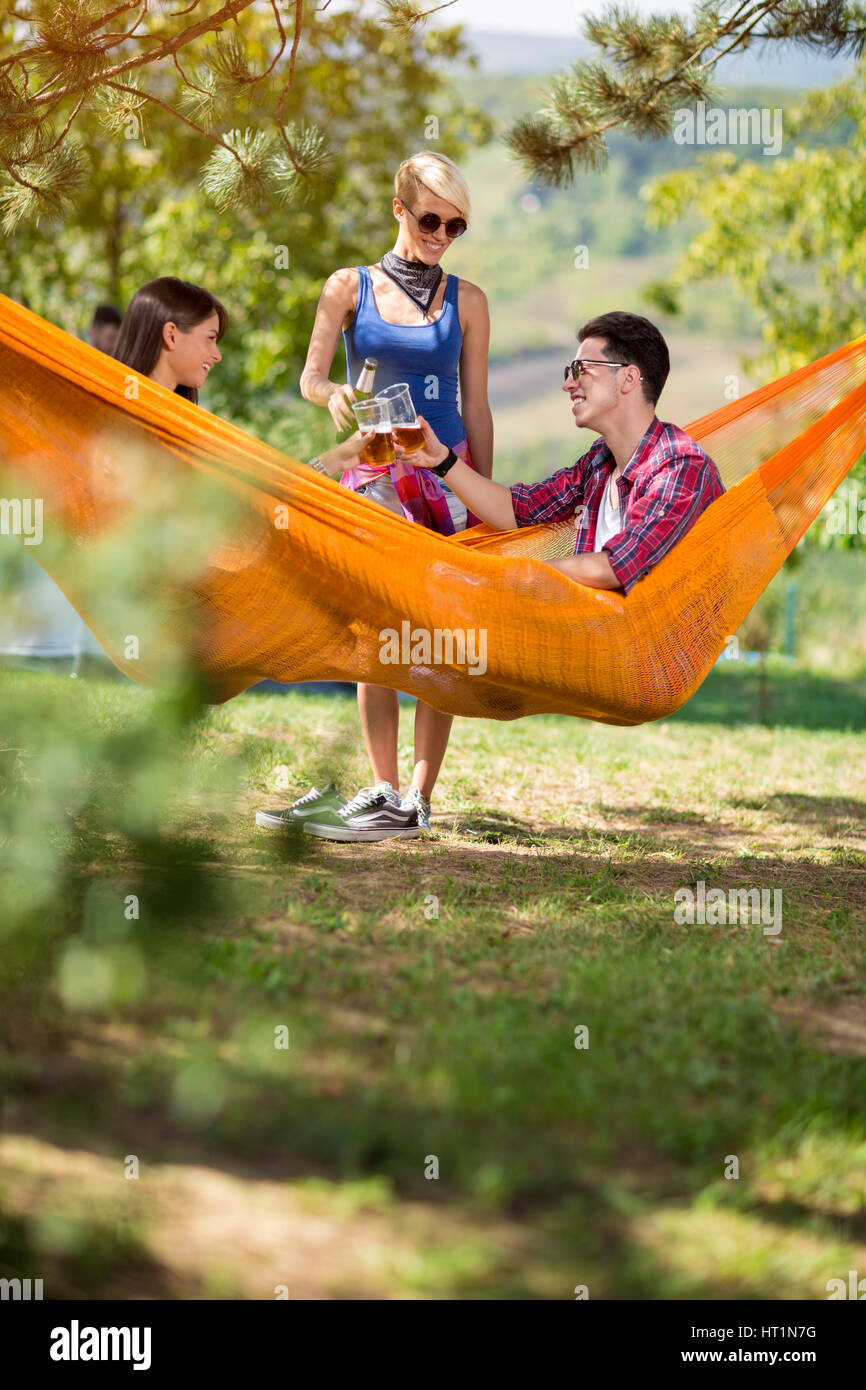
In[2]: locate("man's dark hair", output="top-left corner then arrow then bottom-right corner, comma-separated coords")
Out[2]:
91,304 -> 123,328
577,311 -> 670,406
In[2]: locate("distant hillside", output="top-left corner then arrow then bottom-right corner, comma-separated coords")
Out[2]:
458,28 -> 855,88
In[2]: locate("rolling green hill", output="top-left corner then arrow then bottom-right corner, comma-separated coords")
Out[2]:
440,76 -> 803,482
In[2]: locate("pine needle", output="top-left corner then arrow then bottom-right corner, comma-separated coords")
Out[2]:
200,128 -> 275,212
270,123 -> 332,206
0,141 -> 86,232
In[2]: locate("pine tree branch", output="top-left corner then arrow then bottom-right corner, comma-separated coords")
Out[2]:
1,83 -> 71,145
286,0 -> 303,93
24,0 -> 259,110
701,0 -> 790,67
276,0 -> 305,175
107,78 -> 243,165
15,3 -> 148,101
172,51 -> 211,96
0,1 -> 323,204
3,163 -> 42,197
508,0 -> 865,182
85,3 -> 149,45
78,3 -> 146,40
26,91 -> 89,165
650,1 -> 779,87
0,139 -> 87,229
261,0 -> 287,80
392,1 -> 460,18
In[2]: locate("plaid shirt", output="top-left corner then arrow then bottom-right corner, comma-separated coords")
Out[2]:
510,418 -> 725,593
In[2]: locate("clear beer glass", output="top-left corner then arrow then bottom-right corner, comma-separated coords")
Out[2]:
375,383 -> 425,454
352,398 -> 395,467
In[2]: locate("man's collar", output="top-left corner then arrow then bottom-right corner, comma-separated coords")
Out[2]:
587,417 -> 661,475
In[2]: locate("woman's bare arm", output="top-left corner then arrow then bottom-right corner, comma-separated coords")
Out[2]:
299,267 -> 359,431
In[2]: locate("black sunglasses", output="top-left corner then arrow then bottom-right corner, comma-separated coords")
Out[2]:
564,358 -> 632,381
401,201 -> 468,239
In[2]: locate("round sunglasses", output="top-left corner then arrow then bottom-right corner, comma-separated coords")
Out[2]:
400,201 -> 468,240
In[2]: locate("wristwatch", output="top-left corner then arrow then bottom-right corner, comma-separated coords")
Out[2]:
433,448 -> 459,478
307,455 -> 329,475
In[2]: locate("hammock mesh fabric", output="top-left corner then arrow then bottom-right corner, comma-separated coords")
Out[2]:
1,291 -> 864,724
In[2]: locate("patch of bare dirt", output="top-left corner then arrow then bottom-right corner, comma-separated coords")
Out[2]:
772,996 -> 866,1056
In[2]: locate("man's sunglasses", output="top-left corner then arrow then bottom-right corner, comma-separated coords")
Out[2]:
564,358 -> 632,381
401,201 -> 468,239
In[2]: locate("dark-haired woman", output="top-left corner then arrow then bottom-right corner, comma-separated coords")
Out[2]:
114,276 -> 227,402
114,277 -> 368,476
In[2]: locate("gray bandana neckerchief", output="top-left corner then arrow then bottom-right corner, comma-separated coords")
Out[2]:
380,250 -> 443,318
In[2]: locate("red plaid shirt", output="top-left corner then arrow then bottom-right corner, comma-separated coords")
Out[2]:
510,418 -> 725,593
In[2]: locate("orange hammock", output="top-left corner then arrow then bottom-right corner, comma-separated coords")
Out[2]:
0,291 -> 864,724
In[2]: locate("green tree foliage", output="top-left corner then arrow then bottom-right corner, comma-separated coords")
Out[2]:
0,3 -> 491,449
506,1 -> 866,184
0,3 -> 464,223
0,1 -> 266,224
643,61 -> 866,548
645,64 -> 866,373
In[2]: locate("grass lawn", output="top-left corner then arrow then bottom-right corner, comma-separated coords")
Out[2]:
1,661 -> 865,1300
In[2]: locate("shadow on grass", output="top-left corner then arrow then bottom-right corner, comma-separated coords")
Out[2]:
730,1195 -> 866,1245
3,812 -> 864,1297
2,1012 -> 863,1299
0,1209 -> 175,1301
2,658 -> 864,1297
730,792 -> 866,826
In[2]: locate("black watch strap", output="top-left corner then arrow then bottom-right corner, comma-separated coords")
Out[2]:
433,448 -> 459,478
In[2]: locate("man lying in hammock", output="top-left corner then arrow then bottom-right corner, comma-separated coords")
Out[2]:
398,311 -> 724,592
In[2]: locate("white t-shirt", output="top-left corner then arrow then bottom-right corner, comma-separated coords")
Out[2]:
594,472 -> 623,551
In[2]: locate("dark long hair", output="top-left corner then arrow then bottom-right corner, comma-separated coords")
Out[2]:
114,277 -> 228,404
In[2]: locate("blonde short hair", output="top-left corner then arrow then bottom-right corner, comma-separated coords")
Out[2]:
394,152 -> 471,225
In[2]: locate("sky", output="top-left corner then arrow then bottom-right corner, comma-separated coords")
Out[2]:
431,0 -> 691,33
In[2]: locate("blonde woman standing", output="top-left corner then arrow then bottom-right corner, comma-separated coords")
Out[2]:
264,153 -> 493,842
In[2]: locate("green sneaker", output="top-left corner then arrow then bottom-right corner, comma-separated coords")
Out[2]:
303,781 -> 419,842
255,782 -> 344,830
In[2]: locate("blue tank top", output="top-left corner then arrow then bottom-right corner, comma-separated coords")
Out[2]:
342,265 -> 466,449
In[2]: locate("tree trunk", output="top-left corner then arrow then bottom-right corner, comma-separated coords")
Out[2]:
106,189 -> 124,307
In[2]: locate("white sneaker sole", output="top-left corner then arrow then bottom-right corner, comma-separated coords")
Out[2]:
256,810 -> 299,829
302,823 -> 420,842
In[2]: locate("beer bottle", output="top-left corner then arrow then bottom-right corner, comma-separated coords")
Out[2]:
336,357 -> 378,442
